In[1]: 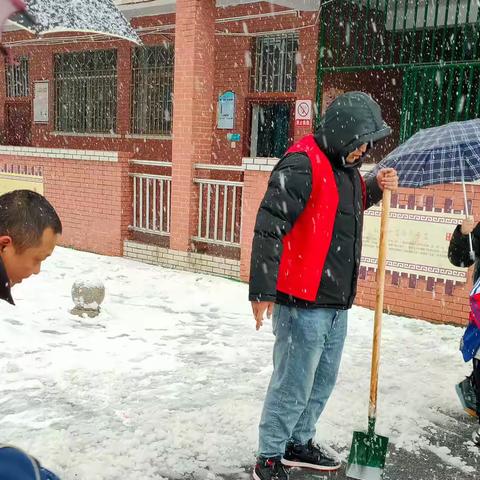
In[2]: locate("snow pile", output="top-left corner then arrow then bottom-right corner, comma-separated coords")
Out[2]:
0,247 -> 476,478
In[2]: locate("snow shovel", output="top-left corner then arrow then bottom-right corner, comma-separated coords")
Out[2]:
346,189 -> 391,480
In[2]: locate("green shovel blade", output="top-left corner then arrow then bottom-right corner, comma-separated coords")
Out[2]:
346,430 -> 389,480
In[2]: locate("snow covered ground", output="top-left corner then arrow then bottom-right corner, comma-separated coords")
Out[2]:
0,247 -> 477,479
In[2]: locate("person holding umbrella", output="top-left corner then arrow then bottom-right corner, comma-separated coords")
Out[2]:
249,91 -> 398,480
448,217 -> 480,439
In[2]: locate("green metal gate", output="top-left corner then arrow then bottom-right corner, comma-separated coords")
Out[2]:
401,63 -> 480,141
316,0 -> 480,141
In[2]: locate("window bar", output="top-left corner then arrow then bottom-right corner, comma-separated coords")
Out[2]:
407,0 -> 421,65
454,65 -> 466,121
464,65 -> 475,119
352,0 -> 362,65
198,182 -> 203,238
474,70 -> 480,117
361,0 -> 372,65
419,0 -> 430,63
429,0 -> 441,62
153,179 -> 157,231
214,184 -> 220,241
407,70 -> 419,139
160,178 -> 165,233
139,177 -> 143,229
416,70 -> 428,131
439,0 -> 451,62
398,0 -> 409,65
133,176 -> 137,228
460,0 -> 473,61
231,186 -> 237,243
167,180 -> 171,233
424,69 -> 437,131
222,185 -> 228,243
450,0 -> 462,64
434,68 -> 446,126
444,67 -> 456,124
146,178 -> 150,230
206,183 -> 211,239
345,0 -> 355,65
389,0 -> 399,65
380,0 -> 390,64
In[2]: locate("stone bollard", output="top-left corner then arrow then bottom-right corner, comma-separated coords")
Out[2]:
71,278 -> 105,318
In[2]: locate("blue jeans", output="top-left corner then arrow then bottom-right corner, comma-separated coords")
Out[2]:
258,304 -> 348,458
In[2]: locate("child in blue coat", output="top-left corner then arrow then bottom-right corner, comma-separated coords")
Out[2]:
459,276 -> 480,446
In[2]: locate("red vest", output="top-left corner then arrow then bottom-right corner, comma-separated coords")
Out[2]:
276,135 -> 366,302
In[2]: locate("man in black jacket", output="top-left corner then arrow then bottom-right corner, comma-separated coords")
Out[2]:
0,189 -> 62,479
249,92 -> 398,480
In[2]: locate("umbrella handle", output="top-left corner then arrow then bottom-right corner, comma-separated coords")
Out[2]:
462,181 -> 475,260
369,188 -> 391,427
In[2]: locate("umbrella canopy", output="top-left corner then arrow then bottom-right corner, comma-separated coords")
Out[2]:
368,118 -> 480,258
368,119 -> 480,188
9,0 -> 140,43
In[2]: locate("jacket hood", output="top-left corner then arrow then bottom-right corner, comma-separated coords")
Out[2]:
314,91 -> 392,168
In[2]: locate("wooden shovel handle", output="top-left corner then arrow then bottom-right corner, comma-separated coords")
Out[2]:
368,188 -> 391,421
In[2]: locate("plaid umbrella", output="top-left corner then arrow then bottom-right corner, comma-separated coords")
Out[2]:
368,119 -> 480,258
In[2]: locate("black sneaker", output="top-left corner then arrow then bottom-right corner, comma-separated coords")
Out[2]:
473,427 -> 480,446
253,456 -> 289,480
282,439 -> 341,471
456,376 -> 478,418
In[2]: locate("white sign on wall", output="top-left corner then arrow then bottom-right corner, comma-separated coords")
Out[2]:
295,99 -> 312,127
361,205 -> 467,282
33,81 -> 49,123
217,91 -> 235,129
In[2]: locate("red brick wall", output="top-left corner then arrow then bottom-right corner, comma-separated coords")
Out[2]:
212,6 -> 319,165
0,150 -> 132,256
357,182 -> 479,326
0,29 -> 173,161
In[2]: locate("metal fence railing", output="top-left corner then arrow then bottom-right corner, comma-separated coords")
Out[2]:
193,178 -> 243,247
130,173 -> 171,236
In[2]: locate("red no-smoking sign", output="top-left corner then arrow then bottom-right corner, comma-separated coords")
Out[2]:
295,100 -> 312,127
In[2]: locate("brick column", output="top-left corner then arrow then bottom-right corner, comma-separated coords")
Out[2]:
170,0 -> 216,251
117,44 -> 132,136
239,162 -> 274,282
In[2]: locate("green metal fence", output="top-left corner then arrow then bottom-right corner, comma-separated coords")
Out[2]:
319,0 -> 480,70
401,63 -> 480,141
316,0 -> 480,139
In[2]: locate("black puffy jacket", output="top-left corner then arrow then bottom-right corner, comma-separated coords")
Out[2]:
249,92 -> 392,309
448,224 -> 480,282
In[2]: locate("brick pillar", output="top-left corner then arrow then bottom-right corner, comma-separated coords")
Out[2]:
31,45 -> 54,144
294,22 -> 320,142
117,44 -> 132,136
170,0 -> 216,251
239,169 -> 271,282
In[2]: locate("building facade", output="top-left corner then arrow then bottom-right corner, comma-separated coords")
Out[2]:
0,0 -> 478,325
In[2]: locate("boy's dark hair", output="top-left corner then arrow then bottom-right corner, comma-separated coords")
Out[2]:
0,190 -> 62,252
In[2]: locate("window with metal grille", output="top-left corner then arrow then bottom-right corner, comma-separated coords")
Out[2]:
6,57 -> 29,97
131,44 -> 174,135
54,50 -> 117,133
252,34 -> 298,93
